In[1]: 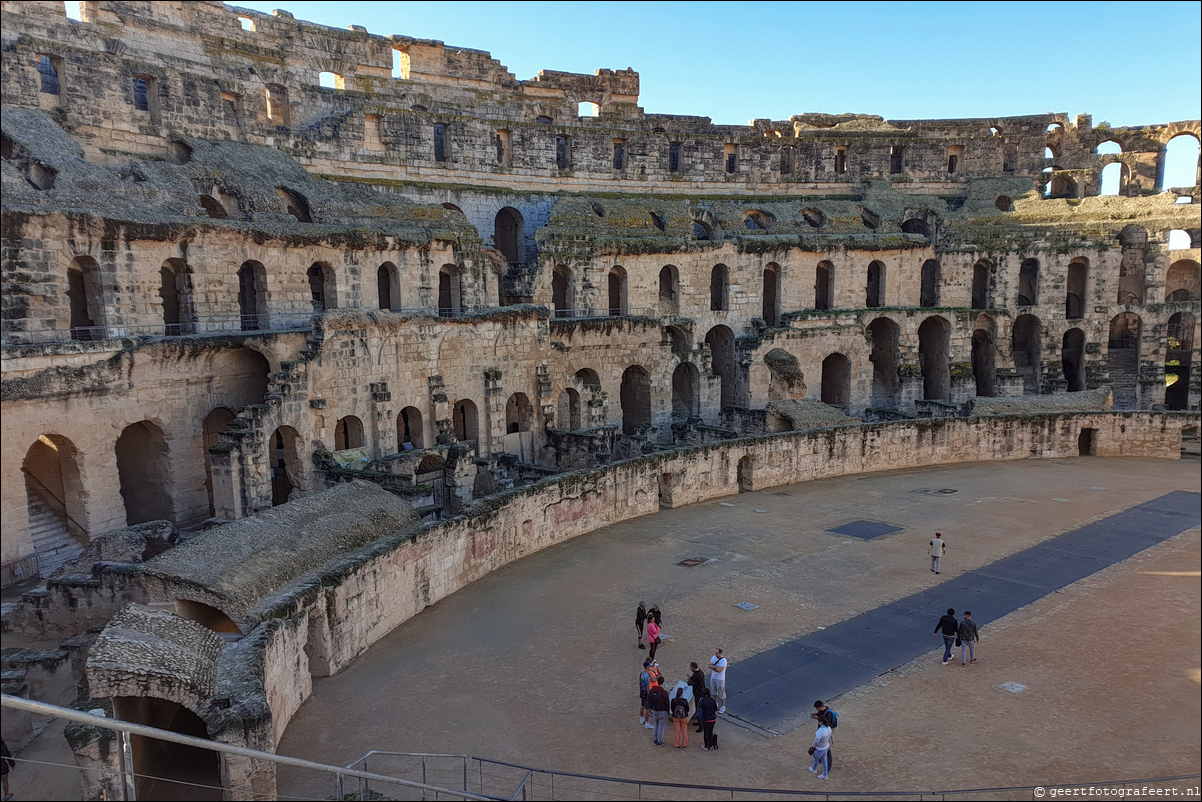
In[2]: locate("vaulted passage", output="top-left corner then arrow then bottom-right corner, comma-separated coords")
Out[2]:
557,388 -> 581,430
237,261 -> 267,331
113,696 -> 221,801
269,426 -> 301,507
671,361 -> 699,419
439,264 -> 462,317
454,400 -> 480,445
506,393 -> 534,434
867,317 -> 899,407
495,207 -> 523,263
608,266 -> 627,316
918,316 -> 951,401
22,435 -> 87,575
920,260 -> 940,307
307,262 -> 337,311
160,259 -> 196,335
866,261 -> 885,308
971,260 -> 989,310
116,420 -> 173,526
705,325 -> 738,407
1017,259 -> 1039,306
710,264 -> 729,311
971,317 -> 997,397
1011,314 -> 1042,395
620,365 -> 652,435
1062,328 -> 1086,392
1108,313 -> 1142,409
67,255 -> 103,340
658,265 -> 679,315
820,353 -> 851,409
202,408 -> 235,517
1066,259 -> 1088,319
552,265 -> 572,317
377,262 -> 400,311
762,264 -> 780,326
399,407 -> 424,449
814,262 -> 833,310
335,415 -> 364,450
1165,312 -> 1194,410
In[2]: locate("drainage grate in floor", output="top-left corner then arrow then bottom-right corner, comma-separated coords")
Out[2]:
937,488 -> 958,494
677,558 -> 707,567
827,520 -> 903,540
914,487 -> 959,496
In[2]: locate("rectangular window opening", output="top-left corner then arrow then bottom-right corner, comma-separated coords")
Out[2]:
834,148 -> 847,174
724,144 -> 737,174
221,92 -> 242,125
434,124 -> 447,162
38,54 -> 62,95
612,139 -> 625,170
890,146 -> 904,174
496,129 -> 512,166
669,142 -> 680,173
556,135 -> 570,170
780,146 -> 794,175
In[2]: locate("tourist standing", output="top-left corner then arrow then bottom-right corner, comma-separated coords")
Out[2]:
646,676 -> 671,746
687,661 -> 706,730
647,616 -> 662,660
709,648 -> 728,713
958,610 -> 980,665
928,532 -> 947,573
636,601 -> 648,649
807,717 -> 831,779
638,661 -> 654,728
934,608 -> 958,665
670,687 -> 691,749
811,701 -> 838,774
697,689 -> 719,750
1,738 -> 14,802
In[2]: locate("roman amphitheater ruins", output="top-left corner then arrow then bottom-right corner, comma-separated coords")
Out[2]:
1,1 -> 1200,799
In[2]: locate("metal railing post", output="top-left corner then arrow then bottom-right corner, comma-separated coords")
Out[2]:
462,756 -> 468,795
119,730 -> 136,801
335,771 -> 344,800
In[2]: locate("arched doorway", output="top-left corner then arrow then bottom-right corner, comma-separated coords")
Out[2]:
620,365 -> 652,435
438,264 -> 461,317
202,408 -> 235,517
1108,313 -> 1142,409
160,259 -> 196,335
506,393 -> 534,434
398,407 -> 424,449
67,255 -> 103,341
1166,259 -> 1200,301
1011,314 -> 1042,395
820,353 -> 851,409
1117,226 -> 1147,304
971,317 -> 997,397
377,262 -> 400,311
866,261 -> 885,308
608,266 -> 628,316
495,207 -> 524,263
237,261 -> 266,331
269,426 -> 300,507
1161,133 -> 1200,189
710,265 -> 729,311
1066,259 -> 1088,319
1166,312 -> 1194,410
920,260 -> 941,307
22,435 -> 87,574
552,265 -> 572,317
918,316 -> 951,401
557,389 -> 581,430
762,264 -> 780,326
971,260 -> 989,310
454,399 -> 480,444
705,325 -> 737,407
112,696 -> 221,801
334,416 -> 364,450
867,317 -> 899,407
1062,328 -> 1086,392
1017,259 -> 1039,306
307,262 -> 337,311
671,362 -> 699,419
659,265 -> 679,315
814,262 -> 833,310
116,421 -> 173,525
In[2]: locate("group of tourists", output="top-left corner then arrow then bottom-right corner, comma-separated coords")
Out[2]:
933,607 -> 981,666
635,603 -> 727,749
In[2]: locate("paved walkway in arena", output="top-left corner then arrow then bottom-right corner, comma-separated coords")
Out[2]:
729,490 -> 1202,732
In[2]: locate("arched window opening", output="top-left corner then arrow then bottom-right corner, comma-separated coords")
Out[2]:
495,207 -> 524,263
276,187 -> 311,223
116,421 -> 173,526
334,416 -> 364,451
1099,161 -> 1128,196
377,262 -> 400,311
1108,313 -> 1142,409
1166,259 -> 1200,302
801,208 -> 826,228
692,220 -> 712,241
237,261 -> 266,331
575,368 -> 601,388
1117,225 -> 1148,304
1017,258 -> 1039,306
866,261 -> 885,308
265,83 -> 289,125
920,260 -> 941,307
918,316 -> 951,401
658,265 -> 679,315
620,365 -> 652,435
201,407 -> 235,517
710,264 -> 729,311
1166,312 -> 1195,411
307,263 -> 336,312
439,264 -> 462,317
269,426 -> 301,507
901,218 -> 930,238
199,194 -> 228,219
666,326 -> 690,354
1161,134 -> 1200,189
814,262 -> 833,311
762,264 -> 781,326
453,400 -> 480,445
705,325 -> 737,408
671,362 -> 699,420
557,389 -> 582,430
608,266 -> 628,316
23,434 -> 87,573
398,407 -> 424,450
67,255 -> 102,341
971,260 -> 990,310
744,210 -> 774,231
505,393 -> 534,434
1062,328 -> 1086,392
160,259 -> 195,335
867,318 -> 900,407
1011,314 -> 1043,395
820,353 -> 851,410
318,71 -> 344,90
552,265 -> 572,317
1066,259 -> 1088,319
1167,229 -> 1192,249
971,321 -> 997,397
175,599 -> 240,634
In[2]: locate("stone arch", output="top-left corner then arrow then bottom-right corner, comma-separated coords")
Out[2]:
705,325 -> 737,407
608,265 -> 628,316
398,407 -> 424,449
22,434 -> 88,573
920,260 -> 941,307
1066,258 -> 1089,319
557,388 -> 581,430
506,393 -> 535,433
901,218 -> 930,237
1108,313 -> 1142,409
971,259 -> 990,310
710,264 -> 730,311
1017,258 -> 1039,306
918,315 -> 951,401
1160,132 -> 1200,189
658,265 -> 679,315
1117,225 -> 1147,304
867,317 -> 900,407
112,694 -> 221,801
237,260 -> 267,331
1166,259 -> 1200,302
1062,328 -> 1086,392
377,262 -> 401,311
495,206 -> 524,263
268,426 -> 301,507
307,262 -> 337,311
439,264 -> 462,317
552,265 -> 573,317
620,365 -> 652,435
454,399 -> 480,444
202,408 -> 235,517
334,415 -> 364,450
66,255 -> 103,340
815,261 -> 833,310
820,353 -> 852,409
866,260 -> 886,308
159,259 -> 196,335
762,263 -> 781,326
574,368 -> 601,388
671,362 -> 699,419
1166,312 -> 1195,410
1011,314 -> 1043,394
665,325 -> 691,354
116,420 -> 173,526
971,314 -> 997,398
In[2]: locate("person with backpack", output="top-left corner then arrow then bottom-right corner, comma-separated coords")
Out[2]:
812,700 -> 839,774
934,608 -> 959,666
697,688 -> 719,750
638,661 -> 654,729
636,602 -> 648,649
670,687 -> 691,748
646,675 -> 671,746
647,616 -> 662,660
807,715 -> 832,779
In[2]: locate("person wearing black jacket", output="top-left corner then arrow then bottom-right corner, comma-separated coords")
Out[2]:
687,662 -> 707,732
636,602 -> 648,649
646,677 -> 671,747
1,737 -> 14,801
933,608 -> 958,666
697,689 -> 719,750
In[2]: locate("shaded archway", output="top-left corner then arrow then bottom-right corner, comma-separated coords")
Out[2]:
608,266 -> 628,316
762,263 -> 781,326
439,264 -> 462,317
620,365 -> 652,435
920,260 -> 941,307
1011,314 -> 1042,394
334,415 -> 364,450
1017,259 -> 1039,306
112,696 -> 221,801
552,265 -> 572,317
307,262 -> 337,311
398,407 -> 424,449
671,362 -> 699,419
814,261 -> 833,310
866,261 -> 885,308
269,426 -> 300,507
971,315 -> 997,397
1166,259 -> 1200,301
1166,312 -> 1195,410
377,262 -> 400,311
666,326 -> 691,354
1117,225 -> 1147,304
574,368 -> 601,388
710,264 -> 729,311
23,434 -> 87,573
820,353 -> 851,409
1066,258 -> 1088,319
1108,313 -> 1142,409
971,260 -> 989,310
67,255 -> 103,340
202,408 -> 235,517
506,392 -> 534,433
495,207 -> 524,263
1062,328 -> 1086,392
557,388 -> 581,430
918,316 -> 951,401
867,317 -> 900,407
453,399 -> 480,444
705,325 -> 737,407
237,261 -> 267,331
116,421 -> 173,525
160,259 -> 196,335
658,265 -> 679,315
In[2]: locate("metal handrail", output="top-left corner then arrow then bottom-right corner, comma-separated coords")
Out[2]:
1,695 -> 494,801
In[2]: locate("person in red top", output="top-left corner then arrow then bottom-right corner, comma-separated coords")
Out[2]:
647,617 -> 662,660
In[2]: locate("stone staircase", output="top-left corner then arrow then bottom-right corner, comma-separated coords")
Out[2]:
1109,348 -> 1139,409
25,489 -> 82,577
